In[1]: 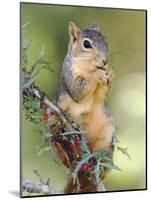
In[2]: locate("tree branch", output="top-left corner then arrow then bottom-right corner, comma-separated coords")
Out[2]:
22,178 -> 105,195
98,181 -> 106,191
22,179 -> 62,195
23,85 -> 107,195
28,86 -> 70,128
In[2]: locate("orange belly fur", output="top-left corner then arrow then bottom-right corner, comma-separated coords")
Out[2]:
58,84 -> 114,151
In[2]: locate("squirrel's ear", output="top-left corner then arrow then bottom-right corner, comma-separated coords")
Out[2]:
69,21 -> 81,44
90,21 -> 100,32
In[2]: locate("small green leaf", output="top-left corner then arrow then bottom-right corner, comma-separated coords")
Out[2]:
112,135 -> 120,145
101,156 -> 113,162
99,162 -> 121,171
23,39 -> 32,50
117,146 -> 132,160
31,100 -> 40,110
22,76 -> 37,89
93,163 -> 100,184
32,58 -> 51,69
22,21 -> 31,29
40,45 -> 45,58
44,133 -> 52,138
37,146 -> 52,156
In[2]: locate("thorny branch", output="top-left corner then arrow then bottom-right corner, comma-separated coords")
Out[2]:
22,84 -> 107,195
23,84 -> 130,195
27,85 -> 70,127
22,170 -> 62,195
22,179 -> 59,195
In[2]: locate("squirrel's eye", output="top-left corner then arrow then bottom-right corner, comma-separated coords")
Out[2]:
83,40 -> 91,48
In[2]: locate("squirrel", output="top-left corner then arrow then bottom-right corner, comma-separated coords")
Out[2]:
57,21 -> 114,151
55,21 -> 115,192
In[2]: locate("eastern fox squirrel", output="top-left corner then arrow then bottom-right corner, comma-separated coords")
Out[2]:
56,21 -> 115,193
57,21 -> 114,151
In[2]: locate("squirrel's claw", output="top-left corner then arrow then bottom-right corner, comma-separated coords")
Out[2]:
98,67 -> 113,86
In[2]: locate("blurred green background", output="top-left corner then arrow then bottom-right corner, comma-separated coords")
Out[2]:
21,3 -> 146,193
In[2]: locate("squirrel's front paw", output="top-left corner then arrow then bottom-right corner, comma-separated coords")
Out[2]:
99,68 -> 113,86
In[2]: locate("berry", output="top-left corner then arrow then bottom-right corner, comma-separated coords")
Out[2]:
81,163 -> 90,171
41,103 -> 48,110
42,114 -> 49,121
75,138 -> 81,145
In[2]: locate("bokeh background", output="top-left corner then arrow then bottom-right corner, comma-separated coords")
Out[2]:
21,3 -> 146,194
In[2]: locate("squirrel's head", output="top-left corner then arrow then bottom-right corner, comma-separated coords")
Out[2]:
68,21 -> 109,70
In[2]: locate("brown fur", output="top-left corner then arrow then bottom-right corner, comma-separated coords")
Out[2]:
57,22 -> 115,193
58,57 -> 114,151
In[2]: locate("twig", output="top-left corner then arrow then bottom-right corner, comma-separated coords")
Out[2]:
28,86 -> 70,128
98,181 -> 106,191
22,179 -> 62,195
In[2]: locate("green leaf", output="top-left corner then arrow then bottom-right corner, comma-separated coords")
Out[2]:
112,135 -> 120,145
23,39 -> 32,50
117,146 -> 132,160
31,101 -> 38,110
22,21 -> 31,29
44,133 -> 52,138
22,76 -> 37,89
40,45 -> 45,58
93,163 -> 100,184
32,58 -> 51,68
99,162 -> 121,171
101,156 -> 113,162
37,146 -> 52,156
